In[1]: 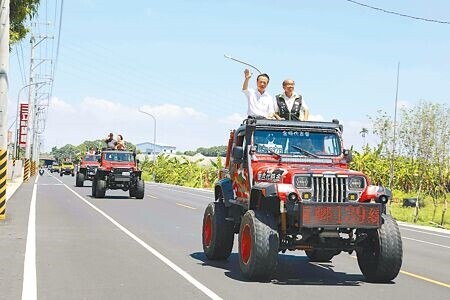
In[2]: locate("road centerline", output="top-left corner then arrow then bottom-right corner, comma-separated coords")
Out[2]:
176,203 -> 197,210
350,255 -> 450,288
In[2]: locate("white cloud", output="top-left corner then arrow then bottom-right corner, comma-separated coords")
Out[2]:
41,97 -> 381,154
43,97 -> 224,152
219,113 -> 246,125
308,114 -> 324,122
140,104 -> 207,120
50,97 -> 76,113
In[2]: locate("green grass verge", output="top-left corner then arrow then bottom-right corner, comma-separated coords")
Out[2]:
389,197 -> 449,230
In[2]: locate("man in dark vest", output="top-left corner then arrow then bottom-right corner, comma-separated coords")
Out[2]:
273,79 -> 309,121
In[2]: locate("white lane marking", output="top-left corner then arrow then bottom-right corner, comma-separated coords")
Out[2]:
153,186 -> 212,199
403,237 -> 450,249
400,227 -> 450,239
38,183 -> 64,186
176,203 -> 197,210
22,175 -> 39,300
55,178 -> 222,300
147,195 -> 158,199
308,262 -> 330,270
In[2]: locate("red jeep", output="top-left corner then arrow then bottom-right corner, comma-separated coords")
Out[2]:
202,119 -> 402,282
75,154 -> 101,187
91,150 -> 144,199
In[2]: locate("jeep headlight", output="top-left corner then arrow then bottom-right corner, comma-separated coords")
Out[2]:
348,176 -> 365,190
294,176 -> 311,189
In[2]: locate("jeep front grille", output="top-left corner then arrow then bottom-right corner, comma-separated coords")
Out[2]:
313,176 -> 347,203
113,168 -> 131,174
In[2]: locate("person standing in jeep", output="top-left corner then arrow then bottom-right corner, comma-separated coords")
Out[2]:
242,69 -> 275,119
273,79 -> 309,121
104,133 -> 117,149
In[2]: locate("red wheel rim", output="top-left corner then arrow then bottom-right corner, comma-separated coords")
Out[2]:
241,224 -> 252,264
203,215 -> 212,247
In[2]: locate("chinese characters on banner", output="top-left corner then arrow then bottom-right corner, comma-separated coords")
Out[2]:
19,104 -> 29,148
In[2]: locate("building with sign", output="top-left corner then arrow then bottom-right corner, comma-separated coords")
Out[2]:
136,142 -> 176,155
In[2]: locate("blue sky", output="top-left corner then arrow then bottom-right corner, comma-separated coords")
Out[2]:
8,0 -> 450,152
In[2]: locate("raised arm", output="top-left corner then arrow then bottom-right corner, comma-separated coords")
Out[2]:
242,69 -> 252,90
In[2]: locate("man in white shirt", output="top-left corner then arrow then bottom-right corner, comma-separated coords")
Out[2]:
242,69 -> 275,119
273,79 -> 309,121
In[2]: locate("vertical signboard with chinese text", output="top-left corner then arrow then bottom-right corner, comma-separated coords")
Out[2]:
19,104 -> 29,148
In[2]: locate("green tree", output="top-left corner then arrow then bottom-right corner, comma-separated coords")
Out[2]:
370,102 -> 450,225
183,145 -> 227,157
10,0 -> 41,45
51,144 -> 79,163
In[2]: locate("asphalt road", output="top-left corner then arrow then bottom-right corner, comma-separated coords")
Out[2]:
1,171 -> 449,299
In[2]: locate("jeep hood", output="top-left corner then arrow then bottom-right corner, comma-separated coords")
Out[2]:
254,164 -> 364,183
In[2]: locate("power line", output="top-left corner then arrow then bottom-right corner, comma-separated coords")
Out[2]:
52,0 -> 64,80
345,0 -> 450,24
14,44 -> 27,86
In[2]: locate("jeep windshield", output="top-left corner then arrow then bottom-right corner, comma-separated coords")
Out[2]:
104,152 -> 135,162
253,129 -> 341,156
84,155 -> 101,161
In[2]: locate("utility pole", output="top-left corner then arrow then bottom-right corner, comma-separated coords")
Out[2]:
26,29 -> 54,166
388,62 -> 400,214
25,36 -> 36,160
0,0 -> 9,149
0,0 -> 10,220
139,110 -> 157,182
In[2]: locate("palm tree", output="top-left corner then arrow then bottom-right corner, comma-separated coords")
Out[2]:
360,127 -> 369,146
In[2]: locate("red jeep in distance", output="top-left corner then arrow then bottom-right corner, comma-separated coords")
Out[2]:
91,150 -> 144,199
75,154 -> 101,187
202,118 -> 402,282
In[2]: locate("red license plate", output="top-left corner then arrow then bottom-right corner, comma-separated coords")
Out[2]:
300,202 -> 382,228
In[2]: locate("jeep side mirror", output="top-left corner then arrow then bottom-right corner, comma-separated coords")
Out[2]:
343,149 -> 353,163
98,158 -> 101,163
136,159 -> 140,164
232,146 -> 244,161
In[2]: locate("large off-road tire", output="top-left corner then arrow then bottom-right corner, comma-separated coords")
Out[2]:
202,202 -> 234,260
357,214 -> 403,283
76,173 -> 85,187
238,210 -> 279,281
129,186 -> 136,198
91,179 -> 97,197
135,180 -> 145,199
96,179 -> 106,198
305,249 -> 338,262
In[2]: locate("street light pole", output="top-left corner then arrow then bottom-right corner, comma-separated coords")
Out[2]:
138,109 -> 156,182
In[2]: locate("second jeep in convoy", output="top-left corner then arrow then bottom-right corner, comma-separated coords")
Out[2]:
75,154 -> 101,187
59,161 -> 75,177
91,150 -> 144,199
202,118 -> 402,282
